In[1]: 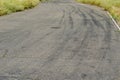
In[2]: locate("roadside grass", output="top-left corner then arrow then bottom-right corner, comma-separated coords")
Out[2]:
76,0 -> 120,25
0,0 -> 41,16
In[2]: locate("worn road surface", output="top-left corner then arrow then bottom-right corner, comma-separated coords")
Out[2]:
0,0 -> 120,80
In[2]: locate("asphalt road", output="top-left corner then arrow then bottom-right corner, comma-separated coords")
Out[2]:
0,0 -> 120,80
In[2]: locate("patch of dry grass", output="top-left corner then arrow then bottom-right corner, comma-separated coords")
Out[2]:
0,0 -> 40,16
76,0 -> 120,24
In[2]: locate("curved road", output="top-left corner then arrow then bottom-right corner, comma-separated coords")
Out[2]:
0,0 -> 120,80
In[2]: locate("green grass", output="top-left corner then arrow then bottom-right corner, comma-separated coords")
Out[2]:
0,0 -> 41,16
76,0 -> 120,24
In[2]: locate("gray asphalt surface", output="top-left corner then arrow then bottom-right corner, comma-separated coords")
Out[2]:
0,0 -> 120,80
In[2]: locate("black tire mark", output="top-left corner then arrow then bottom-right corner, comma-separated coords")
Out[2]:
84,10 -> 111,60
41,5 -> 76,67
88,12 -> 112,60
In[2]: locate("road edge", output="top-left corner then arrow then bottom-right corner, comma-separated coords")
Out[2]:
107,12 -> 120,31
